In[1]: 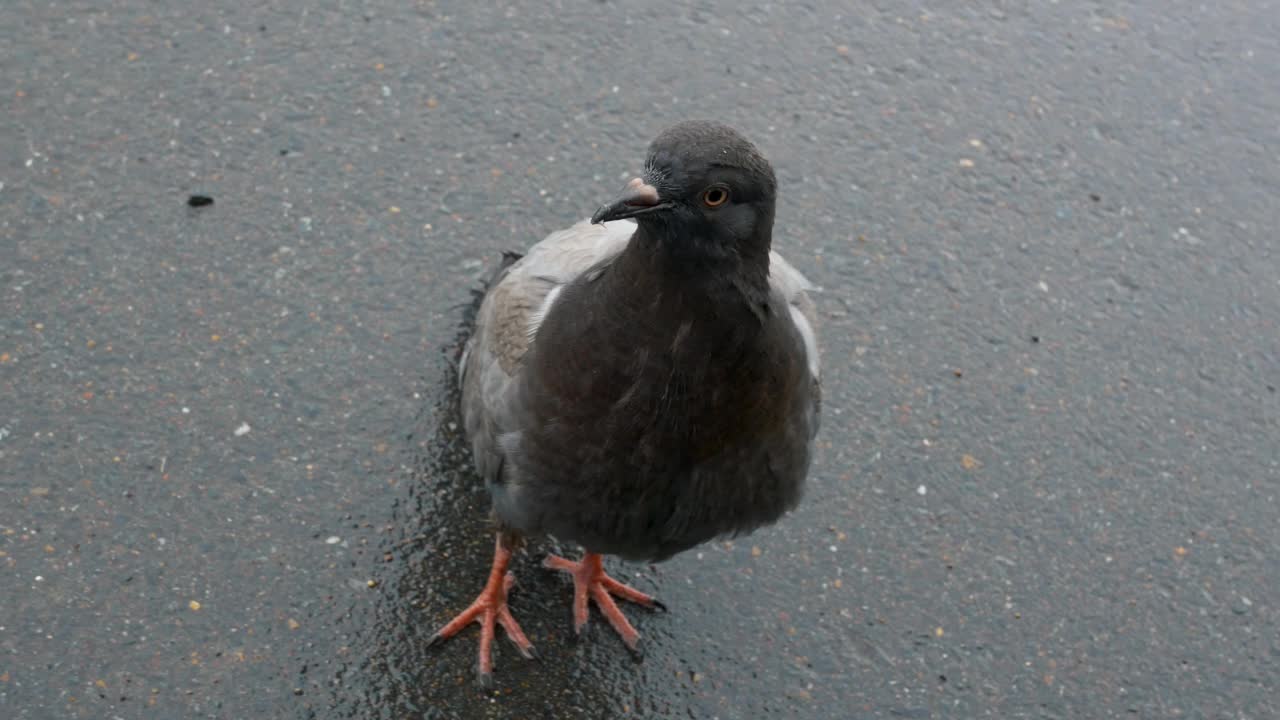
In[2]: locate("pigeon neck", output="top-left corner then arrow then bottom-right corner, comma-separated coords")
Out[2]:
620,223 -> 773,316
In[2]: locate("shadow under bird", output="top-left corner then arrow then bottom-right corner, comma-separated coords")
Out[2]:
429,121 -> 822,686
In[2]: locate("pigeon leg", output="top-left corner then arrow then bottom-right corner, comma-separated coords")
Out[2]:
427,534 -> 535,686
543,551 -> 663,652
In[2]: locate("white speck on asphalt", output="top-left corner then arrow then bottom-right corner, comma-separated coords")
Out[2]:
326,536 -> 341,545
234,422 -> 251,436
917,484 -> 928,496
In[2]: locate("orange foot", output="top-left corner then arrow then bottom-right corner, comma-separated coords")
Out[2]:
543,551 -> 665,652
427,536 -> 535,687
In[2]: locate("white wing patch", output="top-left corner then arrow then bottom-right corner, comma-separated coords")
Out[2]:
788,303 -> 821,380
527,285 -> 562,341
769,250 -> 821,382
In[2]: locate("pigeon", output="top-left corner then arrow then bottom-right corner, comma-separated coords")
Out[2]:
429,120 -> 821,685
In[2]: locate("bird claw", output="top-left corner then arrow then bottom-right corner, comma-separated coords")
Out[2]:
627,635 -> 646,661
544,552 -> 661,654
427,537 -> 535,686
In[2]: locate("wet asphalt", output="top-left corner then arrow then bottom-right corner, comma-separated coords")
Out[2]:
3,1 -> 1279,718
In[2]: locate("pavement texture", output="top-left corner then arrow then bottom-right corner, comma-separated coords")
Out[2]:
2,1 -> 1278,718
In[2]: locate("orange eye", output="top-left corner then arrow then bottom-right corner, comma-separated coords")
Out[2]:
702,187 -> 729,207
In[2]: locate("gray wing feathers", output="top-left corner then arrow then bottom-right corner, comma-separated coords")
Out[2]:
461,219 -> 635,485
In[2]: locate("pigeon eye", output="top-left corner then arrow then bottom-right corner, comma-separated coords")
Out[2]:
702,187 -> 729,208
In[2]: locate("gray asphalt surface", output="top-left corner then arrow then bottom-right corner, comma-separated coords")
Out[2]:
3,1 -> 1279,718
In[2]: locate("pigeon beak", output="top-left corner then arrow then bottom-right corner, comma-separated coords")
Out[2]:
591,177 -> 671,224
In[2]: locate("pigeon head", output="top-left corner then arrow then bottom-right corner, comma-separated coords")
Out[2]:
591,121 -> 777,257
